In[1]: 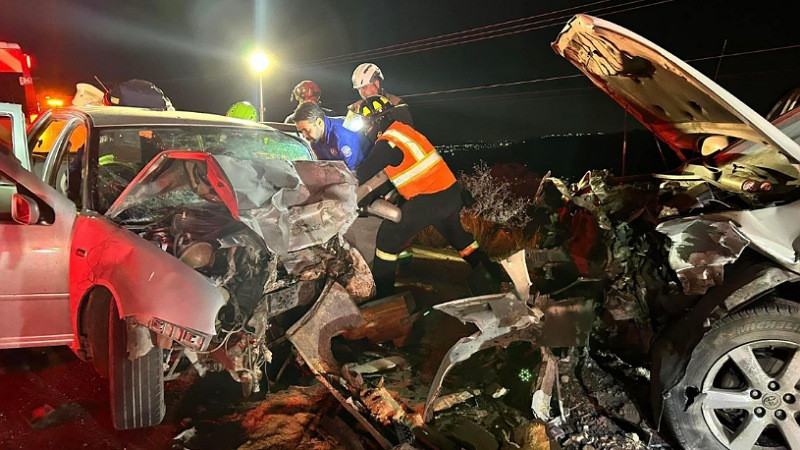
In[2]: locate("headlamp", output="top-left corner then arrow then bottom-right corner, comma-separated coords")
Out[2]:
343,110 -> 366,132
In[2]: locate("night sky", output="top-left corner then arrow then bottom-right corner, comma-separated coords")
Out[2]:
2,0 -> 799,143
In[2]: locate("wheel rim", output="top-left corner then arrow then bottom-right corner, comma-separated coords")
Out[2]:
699,340 -> 800,450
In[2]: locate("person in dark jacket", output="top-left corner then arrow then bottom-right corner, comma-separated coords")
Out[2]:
348,96 -> 505,298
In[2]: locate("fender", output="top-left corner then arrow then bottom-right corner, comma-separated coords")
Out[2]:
69,213 -> 225,353
649,259 -> 800,424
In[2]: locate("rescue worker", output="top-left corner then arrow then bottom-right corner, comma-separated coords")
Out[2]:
284,80 -> 332,123
293,101 -> 371,170
226,101 -> 259,122
348,96 -> 503,298
349,63 -> 413,126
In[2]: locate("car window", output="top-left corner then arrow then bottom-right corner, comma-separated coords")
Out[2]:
93,126 -> 312,213
29,118 -> 68,179
50,124 -> 87,207
0,115 -> 13,159
0,170 -> 16,220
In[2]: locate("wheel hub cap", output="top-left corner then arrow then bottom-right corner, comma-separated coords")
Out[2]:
762,393 -> 782,410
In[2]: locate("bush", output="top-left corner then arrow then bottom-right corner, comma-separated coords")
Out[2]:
460,162 -> 532,229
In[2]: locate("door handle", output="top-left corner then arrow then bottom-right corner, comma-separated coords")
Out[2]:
75,248 -> 86,257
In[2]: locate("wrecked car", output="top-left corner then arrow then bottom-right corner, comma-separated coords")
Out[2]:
0,104 -> 377,430
549,14 -> 800,450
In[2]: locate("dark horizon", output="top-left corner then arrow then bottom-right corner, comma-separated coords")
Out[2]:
2,0 -> 798,144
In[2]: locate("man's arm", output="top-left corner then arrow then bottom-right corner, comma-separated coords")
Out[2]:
355,139 -> 403,184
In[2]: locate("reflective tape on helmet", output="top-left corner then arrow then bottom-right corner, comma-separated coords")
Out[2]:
459,241 -> 480,257
98,154 -> 116,166
375,249 -> 398,261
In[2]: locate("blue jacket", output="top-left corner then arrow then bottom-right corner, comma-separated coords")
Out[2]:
311,116 -> 371,169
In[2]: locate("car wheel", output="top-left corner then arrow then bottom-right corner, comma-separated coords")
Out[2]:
108,301 -> 166,429
663,299 -> 800,450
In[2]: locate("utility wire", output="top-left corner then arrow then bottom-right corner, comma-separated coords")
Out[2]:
300,0 -> 621,66
302,0 -> 662,69
687,43 -> 800,63
401,75 -> 585,99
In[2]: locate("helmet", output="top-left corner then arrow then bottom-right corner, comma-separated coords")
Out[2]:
226,101 -> 258,122
291,80 -> 321,103
351,63 -> 383,89
343,95 -> 395,141
358,95 -> 393,118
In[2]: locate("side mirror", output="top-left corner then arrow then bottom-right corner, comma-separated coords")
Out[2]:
367,199 -> 401,223
11,193 -> 40,225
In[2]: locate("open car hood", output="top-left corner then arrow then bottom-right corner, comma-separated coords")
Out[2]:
105,150 -> 358,255
552,14 -> 800,161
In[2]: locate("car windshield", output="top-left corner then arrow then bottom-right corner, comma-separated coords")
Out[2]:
95,125 -> 312,214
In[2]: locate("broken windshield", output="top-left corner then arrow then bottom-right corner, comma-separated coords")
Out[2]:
95,126 -> 313,213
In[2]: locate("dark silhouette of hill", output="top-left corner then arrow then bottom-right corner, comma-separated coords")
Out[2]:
442,130 -> 684,181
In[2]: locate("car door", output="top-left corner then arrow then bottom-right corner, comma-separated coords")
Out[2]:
0,104 -> 76,349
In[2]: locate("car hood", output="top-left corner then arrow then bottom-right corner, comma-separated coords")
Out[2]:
552,14 -> 800,161
105,150 -> 358,255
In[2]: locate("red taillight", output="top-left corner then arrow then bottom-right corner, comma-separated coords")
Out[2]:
24,54 -> 32,70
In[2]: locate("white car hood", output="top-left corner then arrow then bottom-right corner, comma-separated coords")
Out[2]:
552,14 -> 800,161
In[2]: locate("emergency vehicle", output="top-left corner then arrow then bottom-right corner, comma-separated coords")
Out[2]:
0,41 -> 38,123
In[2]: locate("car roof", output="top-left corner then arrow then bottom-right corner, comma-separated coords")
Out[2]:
57,106 -> 273,129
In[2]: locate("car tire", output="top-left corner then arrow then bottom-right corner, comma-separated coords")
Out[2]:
663,299 -> 800,450
108,301 -> 166,430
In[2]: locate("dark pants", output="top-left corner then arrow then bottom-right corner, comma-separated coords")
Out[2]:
372,183 -> 490,297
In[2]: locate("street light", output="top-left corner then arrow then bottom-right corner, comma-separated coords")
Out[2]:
249,51 -> 270,122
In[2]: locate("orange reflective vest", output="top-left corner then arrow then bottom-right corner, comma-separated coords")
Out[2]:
377,122 -> 456,200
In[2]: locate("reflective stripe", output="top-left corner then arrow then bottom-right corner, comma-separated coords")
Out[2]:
383,129 -> 425,160
375,249 -> 398,261
459,241 -> 480,257
397,250 -> 413,259
99,154 -> 116,165
391,152 -> 443,188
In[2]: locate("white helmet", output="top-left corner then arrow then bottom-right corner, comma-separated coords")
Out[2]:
352,62 -> 383,89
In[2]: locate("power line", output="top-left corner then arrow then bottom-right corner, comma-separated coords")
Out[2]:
300,0 -> 621,66
302,0 -> 663,69
411,86 -> 599,106
687,43 -> 800,63
401,75 -> 585,99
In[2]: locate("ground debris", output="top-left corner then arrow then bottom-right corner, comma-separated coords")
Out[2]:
237,384 -> 356,450
546,349 -> 664,450
502,420 -> 552,450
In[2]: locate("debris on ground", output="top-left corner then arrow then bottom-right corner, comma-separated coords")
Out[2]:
28,403 -> 91,431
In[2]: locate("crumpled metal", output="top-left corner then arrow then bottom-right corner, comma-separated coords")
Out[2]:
656,218 -> 750,295
216,157 -> 358,256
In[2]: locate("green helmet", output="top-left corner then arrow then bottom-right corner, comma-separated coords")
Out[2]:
226,101 -> 258,122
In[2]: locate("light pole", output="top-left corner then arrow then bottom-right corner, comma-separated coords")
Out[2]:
249,51 -> 270,122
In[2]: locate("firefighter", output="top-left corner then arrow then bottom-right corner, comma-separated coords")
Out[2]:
348,96 -> 504,298
284,80 -> 332,123
293,100 -> 371,169
226,101 -> 258,122
349,63 -> 413,126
